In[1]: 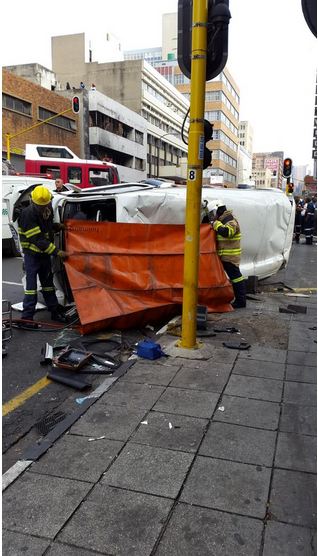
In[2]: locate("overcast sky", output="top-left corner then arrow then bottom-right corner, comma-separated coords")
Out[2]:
1,0 -> 316,168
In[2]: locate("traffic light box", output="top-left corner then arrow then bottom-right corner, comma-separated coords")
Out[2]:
283,158 -> 292,178
72,96 -> 80,114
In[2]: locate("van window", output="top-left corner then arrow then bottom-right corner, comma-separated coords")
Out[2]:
68,167 -> 82,184
89,169 -> 111,186
40,165 -> 61,179
37,146 -> 74,159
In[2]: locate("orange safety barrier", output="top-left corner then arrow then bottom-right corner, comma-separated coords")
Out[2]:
64,221 -> 234,334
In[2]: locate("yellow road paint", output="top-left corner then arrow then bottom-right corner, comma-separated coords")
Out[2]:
292,287 -> 317,292
2,376 -> 52,417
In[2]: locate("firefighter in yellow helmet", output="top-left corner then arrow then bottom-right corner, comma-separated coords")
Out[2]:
209,201 -> 246,309
17,185 -> 69,328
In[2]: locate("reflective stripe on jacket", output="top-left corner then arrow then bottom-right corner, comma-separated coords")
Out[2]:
18,204 -> 59,257
213,210 -> 241,266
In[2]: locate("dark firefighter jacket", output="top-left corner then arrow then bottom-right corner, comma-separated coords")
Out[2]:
213,209 -> 242,266
18,204 -> 61,256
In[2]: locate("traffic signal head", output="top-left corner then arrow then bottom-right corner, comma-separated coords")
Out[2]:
283,157 -> 292,178
72,96 -> 80,114
203,120 -> 213,170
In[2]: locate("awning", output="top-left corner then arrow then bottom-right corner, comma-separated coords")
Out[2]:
64,221 -> 233,334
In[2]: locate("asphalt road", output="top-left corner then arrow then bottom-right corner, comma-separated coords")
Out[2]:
2,239 -> 316,472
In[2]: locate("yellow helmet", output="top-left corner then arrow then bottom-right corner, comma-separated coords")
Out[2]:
31,186 -> 52,205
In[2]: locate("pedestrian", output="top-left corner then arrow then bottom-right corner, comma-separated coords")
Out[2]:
90,83 -> 96,90
66,82 -> 71,90
210,202 -> 246,308
293,196 -> 303,244
17,185 -> 70,328
80,81 -> 85,89
304,196 -> 315,244
54,178 -> 68,192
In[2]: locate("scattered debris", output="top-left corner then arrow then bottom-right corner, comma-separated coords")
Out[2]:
309,326 -> 317,331
47,368 -> 91,390
197,305 -> 208,330
88,436 -> 106,442
279,307 -> 296,314
141,420 -> 148,425
214,327 -> 239,333
285,293 -> 310,298
222,341 -> 251,350
40,343 -> 53,365
287,304 -> 307,314
218,406 -> 225,412
169,422 -> 173,429
137,339 -> 167,360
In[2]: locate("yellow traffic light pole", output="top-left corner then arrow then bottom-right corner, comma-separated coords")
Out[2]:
180,0 -> 208,348
5,108 -> 72,162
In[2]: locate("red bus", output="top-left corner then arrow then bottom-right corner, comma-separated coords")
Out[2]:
25,144 -> 120,188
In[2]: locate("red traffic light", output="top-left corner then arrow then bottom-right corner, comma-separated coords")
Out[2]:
72,96 -> 80,114
283,157 -> 292,178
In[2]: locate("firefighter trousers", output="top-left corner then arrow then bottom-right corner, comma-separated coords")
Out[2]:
222,261 -> 246,305
22,253 -> 59,319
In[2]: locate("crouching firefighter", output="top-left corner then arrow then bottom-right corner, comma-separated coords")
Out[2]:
206,202 -> 246,309
18,185 -> 70,328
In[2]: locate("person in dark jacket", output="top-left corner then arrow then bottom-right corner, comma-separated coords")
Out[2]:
18,185 -> 69,328
293,197 -> 303,243
211,202 -> 246,308
304,196 -> 315,245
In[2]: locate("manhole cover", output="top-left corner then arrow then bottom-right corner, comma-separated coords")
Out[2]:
35,411 -> 67,435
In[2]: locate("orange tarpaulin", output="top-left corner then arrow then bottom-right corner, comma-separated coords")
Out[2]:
64,221 -> 234,334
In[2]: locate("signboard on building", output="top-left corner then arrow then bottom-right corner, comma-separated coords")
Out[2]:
264,158 -> 279,171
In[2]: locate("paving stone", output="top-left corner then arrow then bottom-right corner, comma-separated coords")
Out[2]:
270,469 -> 316,527
101,381 -> 165,409
155,502 -> 263,556
225,374 -> 283,402
101,442 -> 193,498
70,404 -> 147,441
199,422 -> 276,466
173,346 -> 237,366
233,359 -> 285,380
120,361 -> 181,386
287,351 -> 317,367
47,544 -> 101,555
263,521 -> 313,556
283,382 -> 317,405
29,434 -> 123,482
238,346 -> 286,364
170,363 -> 231,392
286,364 -> 317,383
280,403 -> 317,436
213,395 -> 280,430
58,484 -> 173,556
180,456 -> 271,518
2,472 -> 91,538
131,411 -> 208,452
275,432 -> 317,473
153,386 -> 220,418
2,530 -> 50,556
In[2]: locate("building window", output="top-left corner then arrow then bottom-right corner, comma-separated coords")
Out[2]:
38,107 -> 76,132
135,157 -> 144,171
135,130 -> 144,145
3,93 -> 32,116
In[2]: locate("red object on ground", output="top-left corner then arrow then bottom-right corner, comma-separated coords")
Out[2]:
64,221 -> 234,334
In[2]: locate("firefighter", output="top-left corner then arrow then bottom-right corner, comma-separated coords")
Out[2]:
18,185 -> 69,328
210,202 -> 246,308
294,197 -> 303,243
304,196 -> 315,245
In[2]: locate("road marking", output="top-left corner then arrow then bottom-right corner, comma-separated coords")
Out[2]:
2,280 -> 23,287
2,376 -> 52,417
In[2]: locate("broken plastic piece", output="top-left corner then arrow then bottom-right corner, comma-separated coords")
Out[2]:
217,406 -> 225,412
222,341 -> 251,350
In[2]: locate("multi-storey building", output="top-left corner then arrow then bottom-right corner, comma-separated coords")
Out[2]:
252,168 -> 272,189
237,121 -> 253,184
155,61 -> 240,188
252,151 -> 284,189
124,47 -> 162,64
52,33 -> 189,179
2,69 -> 80,172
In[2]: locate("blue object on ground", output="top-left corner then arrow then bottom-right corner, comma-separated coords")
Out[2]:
137,339 -> 167,360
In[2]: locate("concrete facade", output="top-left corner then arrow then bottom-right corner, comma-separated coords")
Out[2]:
252,152 -> 284,189
51,35 -> 189,179
2,69 -> 80,171
3,63 -> 61,92
239,120 -> 253,155
162,12 -> 178,60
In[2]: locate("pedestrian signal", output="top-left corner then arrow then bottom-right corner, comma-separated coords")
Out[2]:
203,120 -> 213,170
283,158 -> 292,178
72,96 -> 80,114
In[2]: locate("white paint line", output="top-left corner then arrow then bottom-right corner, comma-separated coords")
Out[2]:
2,281 -> 23,287
2,460 -> 33,491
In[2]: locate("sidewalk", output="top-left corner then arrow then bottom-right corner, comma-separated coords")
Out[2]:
2,289 -> 317,556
